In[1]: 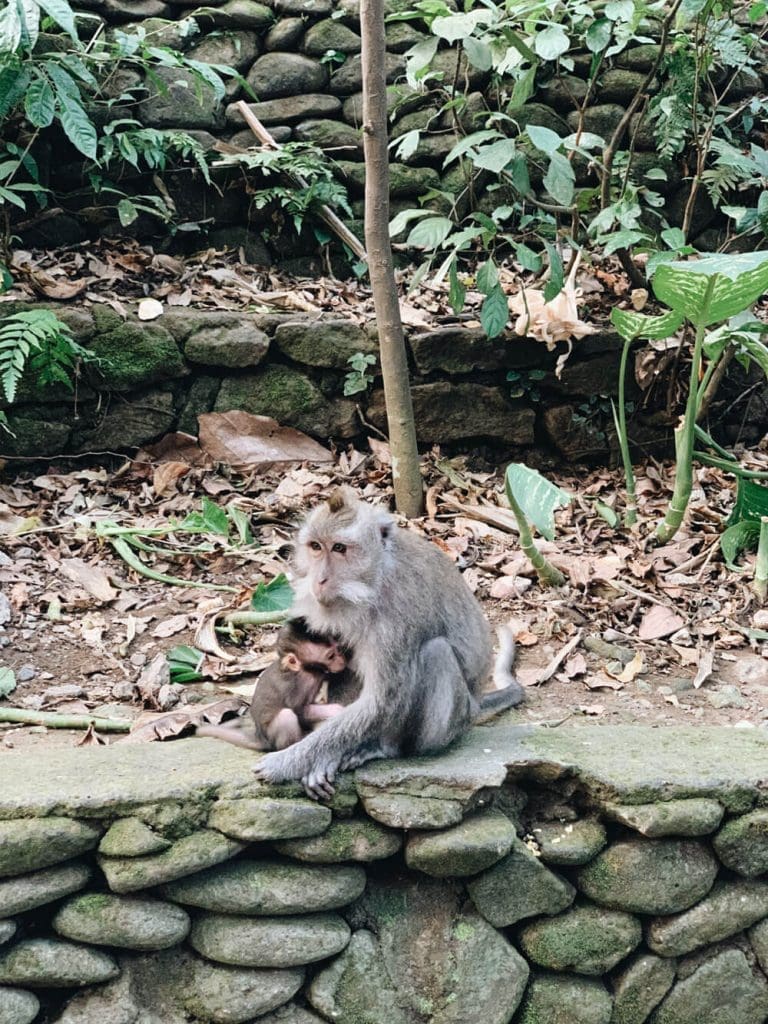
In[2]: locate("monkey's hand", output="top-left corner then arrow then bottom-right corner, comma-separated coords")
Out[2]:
254,750 -> 338,801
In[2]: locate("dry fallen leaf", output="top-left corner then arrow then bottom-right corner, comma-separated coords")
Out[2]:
151,614 -> 189,639
606,651 -> 645,684
564,652 -> 588,678
153,461 -> 190,496
59,558 -> 116,603
672,644 -> 700,667
198,411 -> 333,470
584,672 -> 624,691
638,605 -> 686,641
693,644 -> 716,689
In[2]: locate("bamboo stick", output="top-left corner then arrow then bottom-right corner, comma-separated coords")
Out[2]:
235,101 -> 367,263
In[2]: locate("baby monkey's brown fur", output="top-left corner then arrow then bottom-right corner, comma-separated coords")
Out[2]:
197,618 -> 352,751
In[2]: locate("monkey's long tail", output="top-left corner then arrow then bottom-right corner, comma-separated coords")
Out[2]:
478,624 -> 525,715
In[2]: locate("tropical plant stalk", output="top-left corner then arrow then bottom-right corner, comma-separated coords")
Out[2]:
754,517 -> 768,603
654,277 -> 717,545
360,0 -> 423,517
0,708 -> 130,732
613,335 -> 637,526
506,489 -> 565,587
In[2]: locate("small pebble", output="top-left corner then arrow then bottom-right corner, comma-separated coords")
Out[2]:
17,665 -> 36,682
130,653 -> 147,667
41,684 -> 86,702
706,685 -> 749,710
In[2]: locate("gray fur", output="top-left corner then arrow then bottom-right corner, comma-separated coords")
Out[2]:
254,487 -> 523,799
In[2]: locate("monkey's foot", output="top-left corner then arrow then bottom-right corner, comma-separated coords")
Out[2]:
252,751 -> 291,784
301,767 -> 336,801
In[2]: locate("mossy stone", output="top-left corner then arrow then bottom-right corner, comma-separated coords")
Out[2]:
605,799 -> 724,838
52,893 -> 191,950
651,949 -> 768,1024
274,320 -> 375,370
190,912 -> 351,967
0,818 -> 101,878
0,862 -> 92,917
215,365 -> 358,438
274,818 -> 401,863
184,958 -> 305,1022
566,103 -> 626,140
0,987 -> 39,1024
207,797 -> 331,841
228,94 -> 342,125
0,415 -> 72,457
518,902 -> 642,975
599,69 -> 658,104
98,829 -> 247,893
86,308 -> 187,391
713,809 -> 768,876
328,53 -> 404,94
247,53 -> 327,100
161,858 -> 366,914
0,938 -> 119,987
576,839 -> 718,914
647,879 -> 768,957
98,817 -> 172,857
0,920 -> 16,945
532,818 -> 607,866
612,953 -> 676,1024
360,793 -> 464,830
405,807 -> 516,877
511,102 -> 570,135
302,18 -> 361,55
467,834 -> 575,927
517,973 -> 612,1024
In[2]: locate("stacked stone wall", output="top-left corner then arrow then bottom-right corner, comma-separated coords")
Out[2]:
3,725 -> 768,1023
17,0 -> 767,259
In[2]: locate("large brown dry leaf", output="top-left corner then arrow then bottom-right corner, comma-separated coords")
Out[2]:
198,412 -> 333,470
638,605 -> 686,641
59,558 -> 116,603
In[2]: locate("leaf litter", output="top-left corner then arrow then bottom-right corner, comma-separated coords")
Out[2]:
3,429 -> 768,752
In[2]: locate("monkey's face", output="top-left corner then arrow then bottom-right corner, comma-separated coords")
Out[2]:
294,493 -> 392,606
297,639 -> 346,674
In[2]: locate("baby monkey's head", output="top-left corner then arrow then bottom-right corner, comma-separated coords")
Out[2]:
278,617 -> 347,676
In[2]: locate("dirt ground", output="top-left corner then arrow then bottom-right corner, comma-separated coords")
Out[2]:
2,443 -> 768,757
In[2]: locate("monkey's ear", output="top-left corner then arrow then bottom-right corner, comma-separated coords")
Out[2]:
282,653 -> 302,672
327,485 -> 357,513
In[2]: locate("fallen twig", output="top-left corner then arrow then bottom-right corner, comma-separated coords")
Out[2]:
0,708 -> 130,732
534,629 -> 584,685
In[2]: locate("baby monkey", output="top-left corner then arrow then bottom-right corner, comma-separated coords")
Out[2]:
197,618 -> 349,751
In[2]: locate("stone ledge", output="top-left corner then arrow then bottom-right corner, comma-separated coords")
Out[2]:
2,724 -> 768,818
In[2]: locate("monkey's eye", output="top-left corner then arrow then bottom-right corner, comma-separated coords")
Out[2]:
331,542 -> 347,555
308,540 -> 322,552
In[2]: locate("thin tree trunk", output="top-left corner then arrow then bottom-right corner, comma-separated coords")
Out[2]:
360,0 -> 423,517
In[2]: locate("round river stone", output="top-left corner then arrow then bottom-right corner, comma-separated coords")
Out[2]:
53,893 -> 191,950
576,838 -> 718,914
0,987 -> 40,1024
0,819 -> 101,877
161,859 -> 366,914
0,938 -> 119,987
518,902 -> 642,975
0,861 -> 92,917
190,912 -> 351,968
713,809 -> 768,877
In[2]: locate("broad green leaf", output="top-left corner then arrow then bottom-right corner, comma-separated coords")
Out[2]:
653,252 -> 768,326
729,476 -> 768,526
543,151 -> 574,206
24,76 -> 55,127
226,503 -> 254,546
404,36 -> 438,86
251,573 -> 294,613
534,24 -> 569,60
505,463 -> 571,541
36,0 -> 77,39
472,138 -> 515,173
393,128 -> 420,161
117,198 -> 137,226
59,101 -> 98,160
431,11 -> 486,43
200,497 -> 230,535
389,207 -> 429,238
476,258 -> 499,293
514,243 -> 542,272
448,257 -> 466,314
0,186 -> 26,209
526,124 -> 561,156
586,17 -> 612,51
480,283 -> 508,339
406,216 -> 453,250
443,129 -> 500,167
543,243 -> 564,302
0,667 -> 16,698
508,64 -> 536,110
463,37 -> 492,71
602,229 -> 646,255
720,520 -> 759,570
605,0 -> 634,18
184,58 -> 227,104
595,500 -> 619,528
611,306 -> 684,341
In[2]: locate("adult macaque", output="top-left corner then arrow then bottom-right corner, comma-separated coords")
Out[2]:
254,487 -> 524,799
197,618 -> 353,751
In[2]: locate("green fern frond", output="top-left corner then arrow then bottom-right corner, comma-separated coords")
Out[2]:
0,309 -> 93,403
